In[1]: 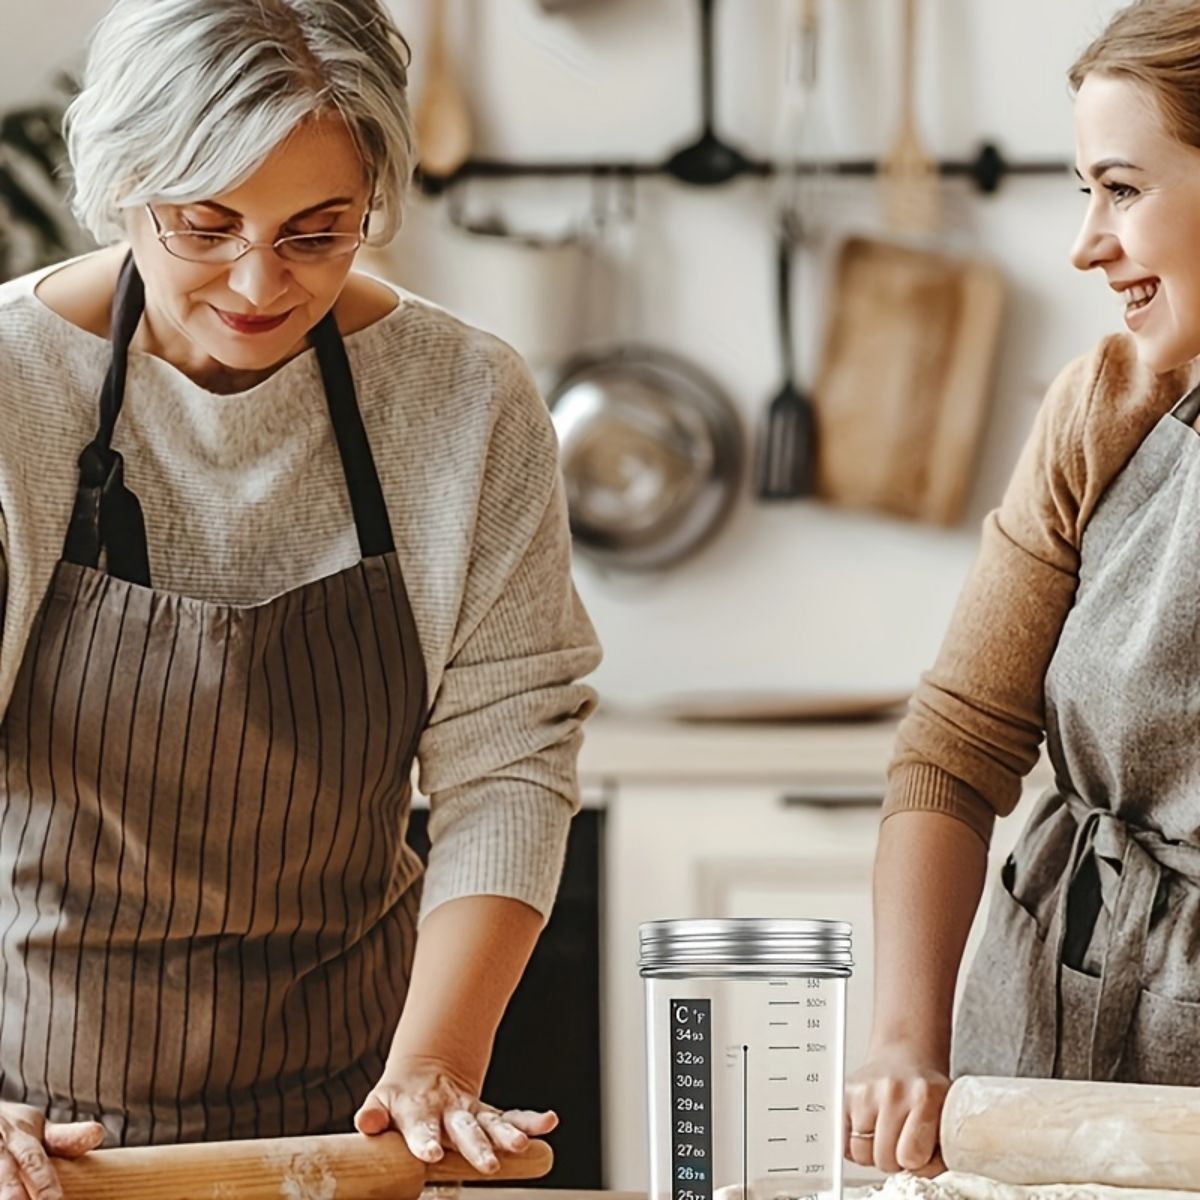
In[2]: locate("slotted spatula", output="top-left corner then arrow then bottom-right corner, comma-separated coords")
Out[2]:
756,211 -> 814,499
755,0 -> 819,499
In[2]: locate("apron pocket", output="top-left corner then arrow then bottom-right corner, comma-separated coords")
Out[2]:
952,859 -> 1044,1079
1050,967 -> 1200,1083
1124,986 -> 1200,1083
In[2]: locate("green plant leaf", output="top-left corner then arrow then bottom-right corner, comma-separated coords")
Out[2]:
0,93 -> 74,278
0,108 -> 67,183
0,161 -> 64,252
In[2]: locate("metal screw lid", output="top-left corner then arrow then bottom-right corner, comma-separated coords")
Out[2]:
638,917 -> 853,976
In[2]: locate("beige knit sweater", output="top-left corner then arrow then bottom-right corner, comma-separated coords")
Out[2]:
0,259 -> 601,919
884,332 -> 1196,843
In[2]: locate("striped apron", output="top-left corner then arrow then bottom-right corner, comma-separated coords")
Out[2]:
0,254 -> 428,1144
953,381 -> 1200,1084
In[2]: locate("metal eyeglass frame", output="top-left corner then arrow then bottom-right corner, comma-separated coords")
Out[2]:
144,204 -> 370,264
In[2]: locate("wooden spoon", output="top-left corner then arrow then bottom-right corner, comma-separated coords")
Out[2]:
879,0 -> 939,234
414,0 -> 473,181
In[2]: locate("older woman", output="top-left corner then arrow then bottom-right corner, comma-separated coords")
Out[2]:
846,0 -> 1200,1177
0,0 -> 600,1194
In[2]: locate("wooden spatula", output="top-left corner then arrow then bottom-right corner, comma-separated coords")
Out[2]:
414,0 -> 473,181
51,1130 -> 553,1200
880,0 -> 939,235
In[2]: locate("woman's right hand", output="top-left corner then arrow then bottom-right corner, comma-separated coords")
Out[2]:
844,1045 -> 950,1176
0,1103 -> 104,1200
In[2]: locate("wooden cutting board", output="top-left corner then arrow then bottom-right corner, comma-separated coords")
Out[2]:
813,236 -> 1006,525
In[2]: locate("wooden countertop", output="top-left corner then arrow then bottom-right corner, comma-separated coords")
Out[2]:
578,712 -> 1055,792
578,712 -> 902,786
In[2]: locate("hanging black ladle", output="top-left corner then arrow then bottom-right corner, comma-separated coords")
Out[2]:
666,0 -> 752,186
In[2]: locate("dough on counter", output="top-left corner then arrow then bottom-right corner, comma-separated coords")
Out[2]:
849,1171 -> 1200,1200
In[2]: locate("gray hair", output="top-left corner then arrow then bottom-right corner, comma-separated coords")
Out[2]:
63,0 -> 415,245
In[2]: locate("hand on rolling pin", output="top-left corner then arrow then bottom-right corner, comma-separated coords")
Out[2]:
353,1053 -> 557,1175
843,1046 -> 948,1176
0,1103 -> 104,1200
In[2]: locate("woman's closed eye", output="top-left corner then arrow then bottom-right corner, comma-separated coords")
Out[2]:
182,218 -> 236,237
182,220 -> 340,243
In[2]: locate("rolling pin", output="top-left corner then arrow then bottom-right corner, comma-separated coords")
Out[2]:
942,1075 -> 1200,1190
48,1130 -> 552,1200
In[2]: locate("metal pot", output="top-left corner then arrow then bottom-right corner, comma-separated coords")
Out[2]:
548,345 -> 744,571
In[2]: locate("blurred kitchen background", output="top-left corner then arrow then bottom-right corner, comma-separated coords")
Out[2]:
1,0 -> 1126,1190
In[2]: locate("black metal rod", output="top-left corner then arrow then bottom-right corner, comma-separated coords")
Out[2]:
416,142 -> 1070,196
699,0 -> 716,133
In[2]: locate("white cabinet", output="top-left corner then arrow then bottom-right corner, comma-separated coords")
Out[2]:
601,776 -> 1043,1191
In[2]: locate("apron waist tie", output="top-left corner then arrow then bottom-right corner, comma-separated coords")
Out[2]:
1016,793 -> 1200,1080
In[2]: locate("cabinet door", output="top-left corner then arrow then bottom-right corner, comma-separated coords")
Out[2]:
603,782 -> 879,1192
696,836 -> 876,1073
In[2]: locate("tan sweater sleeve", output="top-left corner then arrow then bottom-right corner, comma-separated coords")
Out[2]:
882,334 -> 1190,844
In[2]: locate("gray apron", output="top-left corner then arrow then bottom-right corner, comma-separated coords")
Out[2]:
954,383 -> 1200,1083
0,254 -> 429,1144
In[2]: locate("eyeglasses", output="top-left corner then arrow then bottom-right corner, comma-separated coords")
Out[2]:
145,204 -> 368,265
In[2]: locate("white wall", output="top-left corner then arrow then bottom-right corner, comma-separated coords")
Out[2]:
2,0 -> 1130,706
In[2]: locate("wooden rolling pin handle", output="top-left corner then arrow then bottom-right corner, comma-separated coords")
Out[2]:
50,1130 -> 553,1200
941,1075 -> 1200,1191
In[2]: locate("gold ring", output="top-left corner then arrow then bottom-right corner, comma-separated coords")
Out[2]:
850,1130 -> 875,1139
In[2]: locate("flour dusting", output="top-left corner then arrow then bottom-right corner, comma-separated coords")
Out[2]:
857,1173 -> 961,1200
266,1144 -> 339,1200
851,1171 -> 1200,1200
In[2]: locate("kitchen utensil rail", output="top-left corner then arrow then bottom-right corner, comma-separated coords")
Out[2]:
416,142 -> 1069,196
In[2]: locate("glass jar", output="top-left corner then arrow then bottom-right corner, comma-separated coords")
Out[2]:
640,918 -> 853,1200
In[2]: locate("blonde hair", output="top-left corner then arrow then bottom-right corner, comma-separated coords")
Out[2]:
64,0 -> 415,245
1068,0 -> 1200,147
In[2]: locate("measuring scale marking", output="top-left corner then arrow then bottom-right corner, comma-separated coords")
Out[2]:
666,979 -> 837,1200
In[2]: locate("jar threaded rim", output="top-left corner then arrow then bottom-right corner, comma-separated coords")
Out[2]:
638,917 -> 853,975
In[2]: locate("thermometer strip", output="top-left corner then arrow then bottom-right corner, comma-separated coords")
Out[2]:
670,999 -> 713,1200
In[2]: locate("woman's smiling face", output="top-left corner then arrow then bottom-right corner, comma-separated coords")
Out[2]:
1072,72 -> 1200,374
125,116 -> 372,386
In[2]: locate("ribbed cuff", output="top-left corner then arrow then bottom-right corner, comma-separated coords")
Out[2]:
418,785 -> 573,922
881,761 -> 996,846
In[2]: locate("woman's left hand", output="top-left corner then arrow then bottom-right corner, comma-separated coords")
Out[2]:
353,1054 -> 558,1174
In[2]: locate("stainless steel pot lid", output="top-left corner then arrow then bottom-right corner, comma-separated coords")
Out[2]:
548,346 -> 743,571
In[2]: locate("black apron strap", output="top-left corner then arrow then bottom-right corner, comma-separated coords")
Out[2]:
308,309 -> 395,558
61,253 -> 151,586
62,252 -> 396,585
1170,382 -> 1200,427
